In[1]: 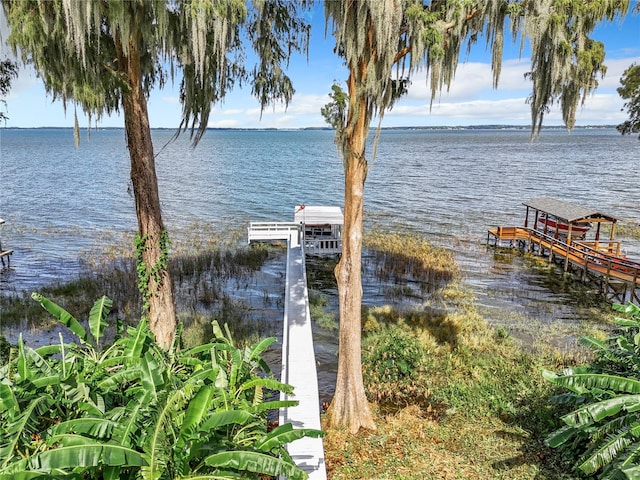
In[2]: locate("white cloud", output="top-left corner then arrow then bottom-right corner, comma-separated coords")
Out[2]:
207,118 -> 242,128
597,57 -> 640,88
219,108 -> 244,115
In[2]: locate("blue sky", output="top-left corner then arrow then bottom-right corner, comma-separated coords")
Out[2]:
1,4 -> 639,129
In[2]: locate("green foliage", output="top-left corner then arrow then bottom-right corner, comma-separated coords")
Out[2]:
0,294 -> 322,479
321,83 -> 348,131
0,59 -> 18,121
617,63 -> 640,139
544,303 -> 640,479
0,336 -> 11,365
3,0 -> 311,144
135,231 -> 171,316
362,325 -> 430,408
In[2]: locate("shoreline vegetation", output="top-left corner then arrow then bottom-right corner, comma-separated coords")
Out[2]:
0,230 -> 623,478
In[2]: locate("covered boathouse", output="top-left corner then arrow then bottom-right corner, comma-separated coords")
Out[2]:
488,196 -> 640,305
294,205 -> 343,256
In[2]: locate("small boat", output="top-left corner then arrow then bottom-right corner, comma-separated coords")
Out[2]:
537,216 -> 591,237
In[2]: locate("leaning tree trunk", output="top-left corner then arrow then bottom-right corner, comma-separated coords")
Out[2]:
119,39 -> 177,351
327,72 -> 377,433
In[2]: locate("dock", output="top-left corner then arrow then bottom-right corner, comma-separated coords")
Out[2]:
279,242 -> 327,478
248,205 -> 343,480
488,197 -> 640,305
0,218 -> 12,268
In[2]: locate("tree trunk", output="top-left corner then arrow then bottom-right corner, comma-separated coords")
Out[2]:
119,37 -> 176,351
327,72 -> 376,433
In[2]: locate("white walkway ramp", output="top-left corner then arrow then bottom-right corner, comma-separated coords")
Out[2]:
279,244 -> 327,479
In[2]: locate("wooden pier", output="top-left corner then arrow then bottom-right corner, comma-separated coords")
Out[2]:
488,197 -> 640,305
0,218 -> 12,269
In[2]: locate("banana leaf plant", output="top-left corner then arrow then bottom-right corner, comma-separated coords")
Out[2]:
0,294 -> 323,479
544,303 -> 640,480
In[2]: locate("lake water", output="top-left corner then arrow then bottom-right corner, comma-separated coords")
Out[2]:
1,127 -> 639,359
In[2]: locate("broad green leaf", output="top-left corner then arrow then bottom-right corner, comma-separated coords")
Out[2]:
247,337 -> 276,363
33,344 -> 64,357
0,382 -> 18,415
613,303 -> 640,318
255,423 -> 325,453
16,335 -> 32,382
27,444 -> 148,470
88,295 -> 112,346
549,373 -> 640,395
577,428 -> 634,474
31,375 -> 61,389
140,351 -> 164,403
545,425 -> 577,448
97,365 -> 141,392
179,473 -> 244,479
579,336 -> 607,351
103,465 -> 121,480
248,400 -> 298,414
124,319 -> 149,359
215,366 -> 229,390
178,384 -> 214,442
200,410 -> 253,431
229,348 -> 242,390
111,397 -> 145,448
50,418 -> 116,439
204,450 -> 307,480
562,394 -> 640,427
146,387 -> 190,478
237,378 -> 293,397
31,293 -> 88,344
212,321 -> 226,342
181,343 -> 215,357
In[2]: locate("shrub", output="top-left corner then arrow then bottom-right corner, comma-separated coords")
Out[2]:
362,325 -> 430,408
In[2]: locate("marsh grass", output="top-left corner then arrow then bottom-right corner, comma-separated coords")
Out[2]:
364,231 -> 460,292
1,232 -> 280,348
309,291 -> 338,330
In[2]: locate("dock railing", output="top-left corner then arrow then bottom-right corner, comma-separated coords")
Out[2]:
247,222 -> 301,247
488,225 -> 640,304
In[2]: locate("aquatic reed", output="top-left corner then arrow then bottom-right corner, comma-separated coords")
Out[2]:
363,231 -> 460,292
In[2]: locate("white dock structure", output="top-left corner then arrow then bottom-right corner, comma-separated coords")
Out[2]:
247,222 -> 301,247
247,215 -> 329,479
279,242 -> 327,479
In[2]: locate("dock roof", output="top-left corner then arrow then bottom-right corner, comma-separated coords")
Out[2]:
294,205 -> 343,225
523,196 -> 617,223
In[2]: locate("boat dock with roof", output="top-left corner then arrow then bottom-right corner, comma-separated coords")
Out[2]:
247,205 -> 343,480
488,197 -> 640,305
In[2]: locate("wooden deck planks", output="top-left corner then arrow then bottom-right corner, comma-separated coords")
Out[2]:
488,226 -> 640,303
279,244 -> 327,479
